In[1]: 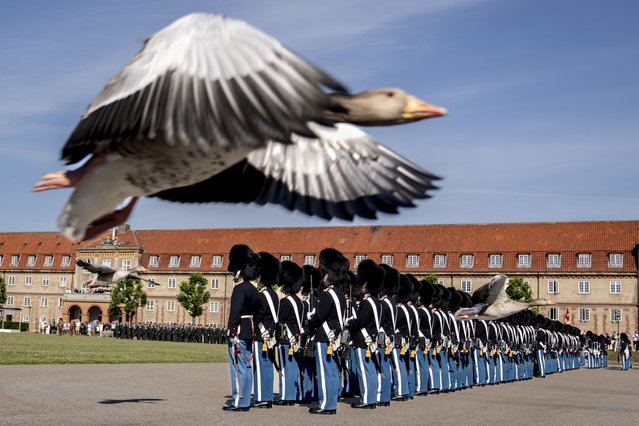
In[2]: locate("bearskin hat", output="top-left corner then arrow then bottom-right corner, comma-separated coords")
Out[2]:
357,259 -> 385,297
379,264 -> 400,296
228,244 -> 261,281
301,265 -> 321,297
459,291 -> 472,309
436,285 -> 451,309
319,248 -> 350,287
279,261 -> 303,294
258,251 -> 281,288
419,280 -> 435,306
447,287 -> 463,311
346,271 -> 362,300
396,274 -> 414,304
406,274 -> 421,303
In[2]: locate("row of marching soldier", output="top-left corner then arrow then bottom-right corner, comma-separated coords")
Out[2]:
222,244 -> 621,414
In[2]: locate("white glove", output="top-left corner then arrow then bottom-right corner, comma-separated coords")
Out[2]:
230,336 -> 239,346
345,316 -> 354,326
261,330 -> 270,340
364,335 -> 373,345
306,309 -> 316,321
327,330 -> 336,341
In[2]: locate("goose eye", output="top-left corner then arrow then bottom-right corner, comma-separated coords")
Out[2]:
386,91 -> 394,97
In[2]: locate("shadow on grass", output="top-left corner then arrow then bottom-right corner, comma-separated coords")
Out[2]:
99,398 -> 164,404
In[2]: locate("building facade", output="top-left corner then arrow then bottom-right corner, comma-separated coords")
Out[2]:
1,221 -> 637,334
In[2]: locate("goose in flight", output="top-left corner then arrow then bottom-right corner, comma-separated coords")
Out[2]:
33,13 -> 447,241
76,259 -> 158,290
454,274 -> 552,321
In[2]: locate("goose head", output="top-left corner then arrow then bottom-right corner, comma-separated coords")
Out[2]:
327,87 -> 447,126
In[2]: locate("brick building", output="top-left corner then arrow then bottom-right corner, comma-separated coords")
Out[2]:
1,220 -> 637,334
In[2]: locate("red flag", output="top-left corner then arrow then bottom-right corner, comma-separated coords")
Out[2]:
564,307 -> 570,322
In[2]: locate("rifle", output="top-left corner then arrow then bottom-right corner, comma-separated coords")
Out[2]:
303,275 -> 316,358
339,281 -> 353,360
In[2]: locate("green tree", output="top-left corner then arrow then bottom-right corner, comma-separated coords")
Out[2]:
109,278 -> 148,324
0,276 -> 6,306
506,277 -> 533,302
177,273 -> 211,325
422,274 -> 439,286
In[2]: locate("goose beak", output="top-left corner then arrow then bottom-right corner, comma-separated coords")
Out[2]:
402,95 -> 447,121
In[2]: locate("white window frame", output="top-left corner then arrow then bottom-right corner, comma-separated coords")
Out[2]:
149,256 -> 159,267
517,253 -> 531,268
488,254 -> 502,268
7,276 -> 15,286
27,255 -> 37,267
211,255 -> 223,267
190,255 -> 202,268
461,280 -> 472,292
44,255 -> 54,267
7,296 -> 14,306
147,278 -> 156,289
57,298 -> 63,308
304,255 -> 316,266
609,281 -> 622,295
102,259 -> 112,268
40,297 -> 48,308
61,255 -> 71,267
211,278 -> 220,290
42,276 -> 50,287
608,253 -> 623,268
577,253 -> 591,268
168,278 -> 177,289
280,255 -> 292,262
578,308 -> 590,322
24,297 -> 31,307
166,300 -> 176,312
578,280 -> 590,294
406,254 -> 420,268
610,308 -> 622,322
209,302 -> 219,313
547,280 -> 559,294
0,255 -> 3,265
59,277 -> 67,287
547,253 -> 561,268
25,276 -> 32,286
11,255 -> 20,266
354,255 -> 367,267
547,307 -> 558,320
145,300 -> 155,311
169,256 -> 180,268
381,254 -> 394,266
460,254 -> 474,268
121,259 -> 132,271
433,254 -> 446,268
21,315 -> 29,323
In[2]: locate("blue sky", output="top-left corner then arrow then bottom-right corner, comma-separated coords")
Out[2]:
1,0 -> 637,234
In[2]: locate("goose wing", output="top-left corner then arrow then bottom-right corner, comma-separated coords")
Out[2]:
76,258 -> 116,276
61,13 -> 346,165
150,123 -> 440,220
472,275 -> 508,306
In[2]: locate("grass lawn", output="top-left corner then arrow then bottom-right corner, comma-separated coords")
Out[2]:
0,333 -> 228,365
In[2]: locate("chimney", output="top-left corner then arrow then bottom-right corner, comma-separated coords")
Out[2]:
117,224 -> 131,234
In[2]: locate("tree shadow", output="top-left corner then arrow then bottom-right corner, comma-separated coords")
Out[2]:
99,398 -> 164,404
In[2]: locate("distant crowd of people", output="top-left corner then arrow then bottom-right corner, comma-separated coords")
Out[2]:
37,319 -> 106,336
111,322 -> 227,344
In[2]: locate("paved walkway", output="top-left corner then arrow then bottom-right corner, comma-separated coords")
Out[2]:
0,363 -> 636,425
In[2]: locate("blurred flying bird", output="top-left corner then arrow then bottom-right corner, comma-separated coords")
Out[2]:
76,258 -> 158,289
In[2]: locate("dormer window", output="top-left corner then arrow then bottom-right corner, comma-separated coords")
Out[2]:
577,253 -> 591,268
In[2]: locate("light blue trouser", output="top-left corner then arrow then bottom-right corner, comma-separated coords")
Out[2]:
277,343 -> 300,401
299,354 -> 315,402
377,348 -> 392,403
353,347 -> 378,405
253,340 -> 274,402
315,342 -> 340,411
416,350 -> 430,393
228,339 -> 253,408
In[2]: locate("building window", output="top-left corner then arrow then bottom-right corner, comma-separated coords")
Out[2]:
149,256 -> 159,267
7,276 -> 15,286
59,277 -> 67,287
460,254 -> 474,268
304,255 -> 316,266
433,254 -> 446,268
25,276 -> 32,286
210,302 -> 219,313
578,281 -> 590,294
190,255 -> 201,268
27,255 -> 37,267
121,259 -> 132,270
547,280 -> 559,294
168,278 -> 176,289
147,278 -> 157,289
169,256 -> 180,267
354,255 -> 367,267
381,254 -> 394,266
547,307 -> 558,320
0,255 -> 3,265
577,253 -> 591,268
42,276 -> 50,287
406,255 -> 420,268
609,281 -> 622,294
578,308 -> 590,322
547,254 -> 561,268
102,259 -> 112,268
57,298 -> 63,308
461,280 -> 472,292
517,254 -> 531,268
280,255 -> 292,262
211,255 -> 223,267
7,296 -> 14,306
11,255 -> 20,266
44,255 -> 54,267
488,254 -> 502,268
21,315 -> 29,323
61,255 -> 71,267
41,297 -> 48,308
167,301 -> 176,311
608,253 -> 623,268
24,297 -> 31,307
437,279 -> 445,286
145,300 -> 155,311
610,308 -> 622,322
211,278 -> 220,290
